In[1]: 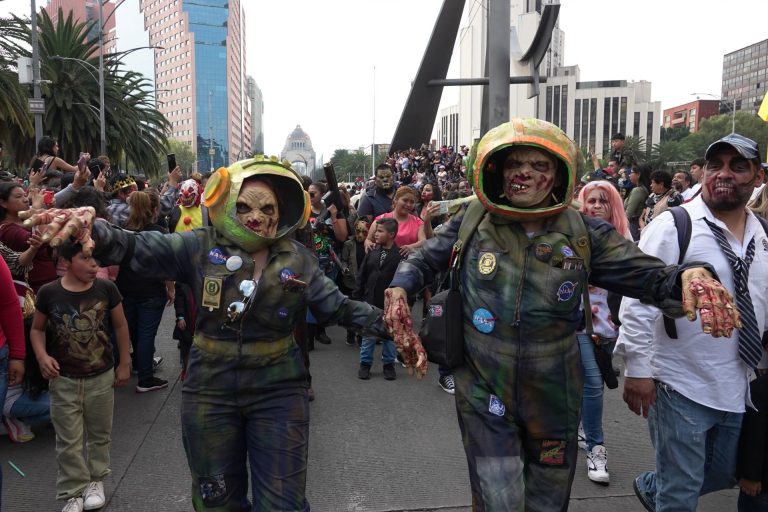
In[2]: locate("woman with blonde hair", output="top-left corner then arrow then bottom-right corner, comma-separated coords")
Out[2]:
574,180 -> 631,485
116,191 -> 173,393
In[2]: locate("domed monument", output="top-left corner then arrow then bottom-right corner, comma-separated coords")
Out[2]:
280,125 -> 316,176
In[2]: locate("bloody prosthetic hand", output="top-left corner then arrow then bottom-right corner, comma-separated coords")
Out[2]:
19,207 -> 96,256
384,287 -> 428,379
680,267 -> 741,338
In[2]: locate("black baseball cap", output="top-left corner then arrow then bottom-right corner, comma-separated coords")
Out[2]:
705,133 -> 760,162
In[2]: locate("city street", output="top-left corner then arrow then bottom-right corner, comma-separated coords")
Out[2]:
3,307 -> 738,511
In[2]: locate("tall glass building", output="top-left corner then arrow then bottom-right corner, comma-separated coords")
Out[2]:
141,0 -> 249,172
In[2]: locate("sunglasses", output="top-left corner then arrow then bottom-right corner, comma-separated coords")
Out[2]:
226,279 -> 256,323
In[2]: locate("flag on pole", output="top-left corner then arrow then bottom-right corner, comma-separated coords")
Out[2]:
759,91 -> 768,122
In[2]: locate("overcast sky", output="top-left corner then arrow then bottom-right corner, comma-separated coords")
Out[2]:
2,0 -> 766,159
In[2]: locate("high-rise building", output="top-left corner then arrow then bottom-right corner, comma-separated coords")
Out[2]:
141,0 -> 250,172
247,76 -> 264,155
722,38 -> 768,116
662,100 -> 720,133
45,0 -> 117,54
458,0 -> 564,145
539,65 -> 661,156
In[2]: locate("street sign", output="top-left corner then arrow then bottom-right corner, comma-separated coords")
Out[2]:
208,148 -> 215,155
28,98 -> 45,114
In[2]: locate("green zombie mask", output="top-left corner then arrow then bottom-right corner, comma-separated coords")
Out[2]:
375,169 -> 394,192
203,156 -> 310,252
467,118 -> 578,220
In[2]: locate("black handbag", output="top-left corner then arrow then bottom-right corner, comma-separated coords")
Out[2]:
583,286 -> 618,389
419,267 -> 464,369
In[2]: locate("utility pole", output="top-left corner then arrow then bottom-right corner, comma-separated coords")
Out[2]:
29,0 -> 43,147
98,0 -> 106,154
208,90 -> 214,172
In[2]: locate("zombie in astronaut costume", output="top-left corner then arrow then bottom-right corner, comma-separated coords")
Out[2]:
383,119 -> 741,511
22,156 -> 389,511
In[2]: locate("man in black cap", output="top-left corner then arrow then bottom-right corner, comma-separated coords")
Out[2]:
618,132 -> 768,512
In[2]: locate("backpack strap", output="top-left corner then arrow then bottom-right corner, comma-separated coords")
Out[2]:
447,199 -> 487,290
664,206 -> 692,339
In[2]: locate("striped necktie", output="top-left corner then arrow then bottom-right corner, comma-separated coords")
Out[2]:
704,219 -> 763,369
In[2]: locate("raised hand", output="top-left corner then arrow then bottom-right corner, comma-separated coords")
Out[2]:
680,267 -> 741,337
19,207 -> 97,255
384,287 -> 428,379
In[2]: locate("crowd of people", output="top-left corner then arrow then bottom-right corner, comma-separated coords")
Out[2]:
0,121 -> 766,512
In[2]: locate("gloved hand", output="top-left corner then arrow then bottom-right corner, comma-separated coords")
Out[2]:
19,207 -> 96,256
681,267 -> 741,338
384,287 -> 428,379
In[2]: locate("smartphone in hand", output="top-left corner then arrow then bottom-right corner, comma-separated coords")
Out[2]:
167,153 -> 177,173
32,158 -> 45,171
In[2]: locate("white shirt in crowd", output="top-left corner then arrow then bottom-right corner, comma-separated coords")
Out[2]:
615,196 -> 768,413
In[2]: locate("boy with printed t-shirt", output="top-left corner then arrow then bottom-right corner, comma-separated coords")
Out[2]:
30,239 -> 130,512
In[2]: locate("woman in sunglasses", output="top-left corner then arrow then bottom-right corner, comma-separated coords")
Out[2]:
22,156 -> 401,512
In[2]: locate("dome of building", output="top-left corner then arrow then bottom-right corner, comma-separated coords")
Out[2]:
280,124 -> 316,176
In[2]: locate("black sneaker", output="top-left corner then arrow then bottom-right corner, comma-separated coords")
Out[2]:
383,363 -> 396,381
345,332 -> 356,347
438,374 -> 455,394
316,331 -> 332,345
136,377 -> 169,393
358,364 -> 371,380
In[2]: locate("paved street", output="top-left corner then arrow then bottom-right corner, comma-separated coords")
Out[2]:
3,307 -> 738,511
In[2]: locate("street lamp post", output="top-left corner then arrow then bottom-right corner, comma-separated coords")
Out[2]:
691,92 -> 736,134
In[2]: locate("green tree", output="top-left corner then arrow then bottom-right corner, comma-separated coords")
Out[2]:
649,140 -> 693,170
1,9 -> 169,176
0,14 -> 34,160
660,126 -> 690,143
682,112 -> 768,161
164,138 -> 196,176
622,135 -> 646,166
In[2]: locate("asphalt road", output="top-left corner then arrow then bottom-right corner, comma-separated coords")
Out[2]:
2,307 -> 739,511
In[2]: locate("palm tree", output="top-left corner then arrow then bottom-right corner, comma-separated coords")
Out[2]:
1,9 -> 168,175
0,14 -> 35,162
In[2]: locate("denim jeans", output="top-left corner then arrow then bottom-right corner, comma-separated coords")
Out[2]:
576,334 -> 608,451
635,381 -> 743,512
8,385 -> 50,425
50,370 -> 115,500
122,295 -> 166,381
360,336 -> 396,365
0,343 -> 7,511
739,490 -> 768,512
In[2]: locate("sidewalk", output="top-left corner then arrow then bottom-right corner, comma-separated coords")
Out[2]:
2,308 -> 738,511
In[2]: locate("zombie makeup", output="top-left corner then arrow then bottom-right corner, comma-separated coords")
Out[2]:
702,148 -> 761,212
501,147 -> 557,208
354,220 -> 370,243
583,188 -> 611,221
236,179 -> 280,238
375,170 -> 394,192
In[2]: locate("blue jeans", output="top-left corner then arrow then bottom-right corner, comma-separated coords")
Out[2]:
739,491 -> 768,512
360,336 -> 396,365
577,334 -> 608,451
122,295 -> 166,382
0,343 -> 7,511
635,381 -> 743,512
8,386 -> 50,425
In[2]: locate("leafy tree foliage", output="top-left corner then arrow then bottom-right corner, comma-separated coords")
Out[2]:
164,138 -> 196,176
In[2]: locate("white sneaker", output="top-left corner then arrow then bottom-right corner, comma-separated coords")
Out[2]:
3,416 -> 34,442
586,444 -> 610,484
62,497 -> 84,512
577,422 -> 587,450
82,481 -> 105,510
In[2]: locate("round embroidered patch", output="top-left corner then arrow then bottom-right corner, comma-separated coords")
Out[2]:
557,281 -> 577,302
472,308 -> 496,333
561,246 -> 575,257
277,307 -> 289,319
478,252 -> 497,275
207,248 -> 227,265
280,268 -> 297,283
535,243 -> 553,262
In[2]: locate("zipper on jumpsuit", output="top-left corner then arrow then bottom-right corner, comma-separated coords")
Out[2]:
511,244 -> 531,327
